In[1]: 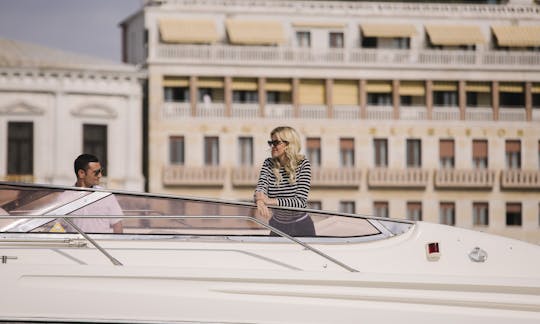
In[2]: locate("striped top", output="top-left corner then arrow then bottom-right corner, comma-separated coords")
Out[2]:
255,157 -> 311,222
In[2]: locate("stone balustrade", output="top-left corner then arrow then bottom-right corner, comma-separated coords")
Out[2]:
368,168 -> 429,189
311,168 -> 362,188
163,166 -> 227,186
435,169 -> 496,189
501,170 -> 540,189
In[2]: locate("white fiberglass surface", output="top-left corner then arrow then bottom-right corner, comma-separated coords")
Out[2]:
0,183 -> 411,239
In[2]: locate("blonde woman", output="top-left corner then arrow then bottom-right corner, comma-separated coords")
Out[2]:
254,126 -> 314,236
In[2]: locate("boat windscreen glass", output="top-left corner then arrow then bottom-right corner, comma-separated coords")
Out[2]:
0,187 -> 387,238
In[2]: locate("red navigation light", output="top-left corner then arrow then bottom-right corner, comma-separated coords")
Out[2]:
425,242 -> 441,261
428,242 -> 439,254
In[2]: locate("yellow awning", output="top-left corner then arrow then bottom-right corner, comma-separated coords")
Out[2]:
466,82 -> 491,93
226,19 -> 285,45
433,81 -> 458,92
492,26 -> 540,47
232,78 -> 257,91
360,24 -> 417,38
265,79 -> 292,92
163,77 -> 189,87
532,83 -> 540,94
299,80 -> 325,105
425,25 -> 486,46
159,19 -> 218,44
399,81 -> 425,96
499,82 -> 524,93
366,81 -> 392,93
333,80 -> 358,105
198,77 -> 224,88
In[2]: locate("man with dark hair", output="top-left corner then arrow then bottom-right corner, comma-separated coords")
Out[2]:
71,153 -> 123,233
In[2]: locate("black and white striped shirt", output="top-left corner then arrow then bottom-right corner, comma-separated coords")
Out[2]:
255,158 -> 311,222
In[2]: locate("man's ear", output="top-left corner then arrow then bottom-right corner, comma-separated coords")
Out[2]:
77,169 -> 86,179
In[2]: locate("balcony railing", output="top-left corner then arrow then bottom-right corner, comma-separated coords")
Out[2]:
231,166 -> 259,187
367,168 -> 429,189
265,104 -> 293,118
432,107 -> 460,121
465,107 -> 493,121
311,168 -> 362,188
499,108 -> 527,122
534,108 -> 540,122
162,102 -> 191,119
163,166 -> 227,187
334,105 -> 360,119
232,103 -> 259,118
501,170 -> 540,190
435,169 -> 496,189
366,105 -> 393,120
299,105 -> 327,119
196,103 -> 225,118
155,45 -> 540,70
400,106 -> 427,120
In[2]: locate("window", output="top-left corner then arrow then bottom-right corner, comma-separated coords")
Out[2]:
308,201 -> 322,210
306,138 -> 321,167
373,201 -> 389,218
473,202 -> 489,226
296,31 -> 311,48
361,36 -> 377,48
434,91 -> 457,106
367,93 -> 392,105
538,141 -> 540,169
472,140 -> 488,169
439,139 -> 455,169
374,139 -> 388,167
392,37 -> 410,49
500,92 -> 524,108
204,136 -> 219,166
329,32 -> 344,48
439,202 -> 455,226
406,139 -> 421,168
339,201 -> 356,214
506,203 -> 522,226
238,137 -> 253,166
232,91 -> 258,103
407,202 -> 422,221
164,87 -> 189,102
505,140 -> 521,169
7,122 -> 33,175
169,136 -> 184,165
340,138 -> 355,167
83,124 -> 107,174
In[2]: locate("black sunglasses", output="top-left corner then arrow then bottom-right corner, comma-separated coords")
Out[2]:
267,140 -> 288,147
91,168 -> 104,176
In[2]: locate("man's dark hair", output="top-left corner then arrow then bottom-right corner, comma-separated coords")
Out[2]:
74,154 -> 99,176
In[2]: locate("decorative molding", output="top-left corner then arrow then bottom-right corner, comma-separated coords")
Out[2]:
71,103 -> 118,119
0,100 -> 45,116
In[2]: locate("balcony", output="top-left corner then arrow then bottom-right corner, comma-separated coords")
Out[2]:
155,45 -> 540,70
366,105 -> 393,120
311,168 -> 361,188
368,168 -> 429,189
231,166 -> 259,187
400,106 -> 427,120
501,169 -> 540,190
465,107 -> 493,121
163,166 -> 227,187
435,169 -> 496,189
499,107 -> 527,122
162,102 -> 191,119
232,103 -> 259,118
264,104 -> 293,118
432,107 -> 460,121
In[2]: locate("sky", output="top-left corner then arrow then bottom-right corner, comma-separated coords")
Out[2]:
0,0 -> 143,62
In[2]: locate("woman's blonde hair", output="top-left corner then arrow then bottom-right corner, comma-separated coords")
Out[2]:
270,126 -> 305,184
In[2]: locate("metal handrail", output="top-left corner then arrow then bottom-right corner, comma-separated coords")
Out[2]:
0,214 -> 359,272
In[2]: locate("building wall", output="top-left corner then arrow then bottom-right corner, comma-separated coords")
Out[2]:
129,0 -> 540,243
0,69 -> 145,191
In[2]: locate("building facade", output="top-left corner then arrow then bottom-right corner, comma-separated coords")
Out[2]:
121,0 -> 540,243
0,38 -> 145,191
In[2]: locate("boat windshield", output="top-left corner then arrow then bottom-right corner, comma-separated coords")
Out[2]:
0,183 -> 412,239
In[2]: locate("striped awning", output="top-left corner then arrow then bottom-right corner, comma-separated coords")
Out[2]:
499,82 -> 524,93
232,78 -> 257,91
492,26 -> 540,47
425,25 -> 486,46
361,24 -> 417,38
159,19 -> 218,44
433,81 -> 458,92
333,80 -> 358,105
226,19 -> 285,45
163,77 -> 189,87
366,81 -> 392,93
265,79 -> 292,92
466,82 -> 491,93
399,81 -> 425,96
292,22 -> 346,29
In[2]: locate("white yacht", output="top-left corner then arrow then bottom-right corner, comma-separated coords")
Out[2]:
1,182 -> 539,323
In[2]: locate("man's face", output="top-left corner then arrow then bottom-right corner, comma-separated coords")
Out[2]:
78,162 -> 103,188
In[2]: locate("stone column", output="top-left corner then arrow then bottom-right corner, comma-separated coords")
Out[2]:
258,77 -> 266,118
190,75 -> 197,117
492,81 -> 499,121
525,81 -> 532,122
392,79 -> 400,120
326,78 -> 333,119
293,78 -> 300,118
426,80 -> 433,120
359,79 -> 367,119
458,80 -> 466,120
225,76 -> 232,117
